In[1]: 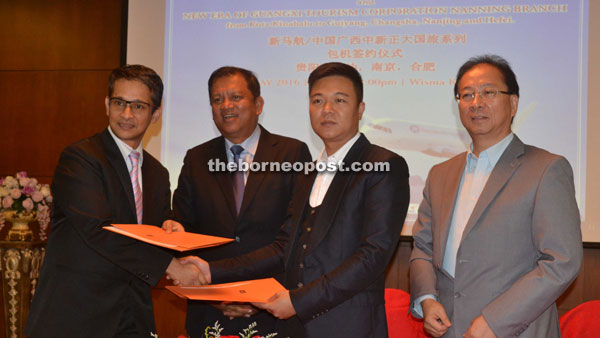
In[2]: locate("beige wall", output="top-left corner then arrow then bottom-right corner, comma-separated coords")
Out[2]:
586,1 -> 599,242
127,0 -> 166,159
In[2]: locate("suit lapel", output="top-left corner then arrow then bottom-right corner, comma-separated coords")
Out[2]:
141,152 -> 155,225
100,129 -> 137,221
210,137 -> 238,219
436,155 -> 466,265
238,126 -> 272,217
308,135 -> 370,249
460,136 -> 525,243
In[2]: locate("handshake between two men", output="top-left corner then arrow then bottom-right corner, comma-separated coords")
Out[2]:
160,220 -> 297,320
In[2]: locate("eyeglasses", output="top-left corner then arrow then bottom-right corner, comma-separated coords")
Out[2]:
456,88 -> 512,103
109,98 -> 153,113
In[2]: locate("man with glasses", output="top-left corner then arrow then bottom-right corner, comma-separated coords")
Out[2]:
26,64 -> 206,338
409,55 -> 582,338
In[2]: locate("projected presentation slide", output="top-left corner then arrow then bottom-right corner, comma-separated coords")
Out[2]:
163,0 -> 588,235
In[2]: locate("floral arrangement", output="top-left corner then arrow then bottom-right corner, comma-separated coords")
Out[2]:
0,171 -> 52,240
201,321 -> 279,338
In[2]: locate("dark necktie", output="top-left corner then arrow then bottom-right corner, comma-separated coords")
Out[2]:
230,145 -> 245,215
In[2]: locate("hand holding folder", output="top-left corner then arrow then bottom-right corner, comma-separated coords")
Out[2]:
166,278 -> 286,303
167,278 -> 285,302
251,289 -> 297,320
167,276 -> 296,319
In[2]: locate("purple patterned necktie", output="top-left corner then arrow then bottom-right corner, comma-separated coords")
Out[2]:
129,151 -> 143,224
230,145 -> 245,215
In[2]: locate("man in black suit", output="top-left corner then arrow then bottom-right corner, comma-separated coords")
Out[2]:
183,62 -> 410,337
26,65 -> 205,338
170,66 -> 311,337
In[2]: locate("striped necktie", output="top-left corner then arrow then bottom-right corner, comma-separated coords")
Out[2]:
128,151 -> 143,224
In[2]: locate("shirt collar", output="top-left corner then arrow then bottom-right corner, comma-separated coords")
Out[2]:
317,132 -> 361,164
224,124 -> 261,158
108,126 -> 144,166
467,132 -> 514,167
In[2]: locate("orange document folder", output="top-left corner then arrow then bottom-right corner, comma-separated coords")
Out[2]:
166,278 -> 286,303
103,224 -> 234,252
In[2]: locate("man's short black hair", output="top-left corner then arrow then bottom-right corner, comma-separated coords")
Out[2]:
308,62 -> 364,104
208,66 -> 261,100
454,54 -> 519,98
108,64 -> 163,110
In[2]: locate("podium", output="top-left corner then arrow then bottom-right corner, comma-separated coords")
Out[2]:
0,240 -> 45,338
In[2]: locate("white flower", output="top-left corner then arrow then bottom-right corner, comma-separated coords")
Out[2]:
0,187 -> 9,198
32,191 -> 44,203
45,195 -> 53,203
9,189 -> 21,199
23,198 -> 34,212
38,204 -> 48,214
19,177 -> 30,187
3,177 -> 17,188
40,185 -> 51,197
2,196 -> 14,209
37,202 -> 51,241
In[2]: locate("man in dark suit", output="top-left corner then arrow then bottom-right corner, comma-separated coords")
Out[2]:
170,66 -> 311,337
409,55 -> 582,338
183,62 -> 410,337
26,65 -> 205,338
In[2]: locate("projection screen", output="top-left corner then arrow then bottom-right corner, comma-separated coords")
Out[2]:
128,0 -> 600,242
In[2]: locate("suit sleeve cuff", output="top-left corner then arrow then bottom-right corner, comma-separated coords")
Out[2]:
411,294 -> 437,318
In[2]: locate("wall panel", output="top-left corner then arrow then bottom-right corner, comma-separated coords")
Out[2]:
0,0 -> 124,334
0,0 -> 122,70
0,71 -> 112,182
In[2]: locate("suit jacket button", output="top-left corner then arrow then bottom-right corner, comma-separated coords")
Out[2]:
306,227 -> 312,232
235,236 -> 240,242
302,244 -> 307,249
454,292 -> 461,298
297,282 -> 304,288
299,263 -> 304,268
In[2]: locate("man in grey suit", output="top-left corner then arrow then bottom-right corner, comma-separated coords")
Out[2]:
409,55 -> 582,338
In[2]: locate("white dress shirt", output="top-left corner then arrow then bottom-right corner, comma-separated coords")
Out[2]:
309,133 -> 360,207
108,126 -> 144,190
